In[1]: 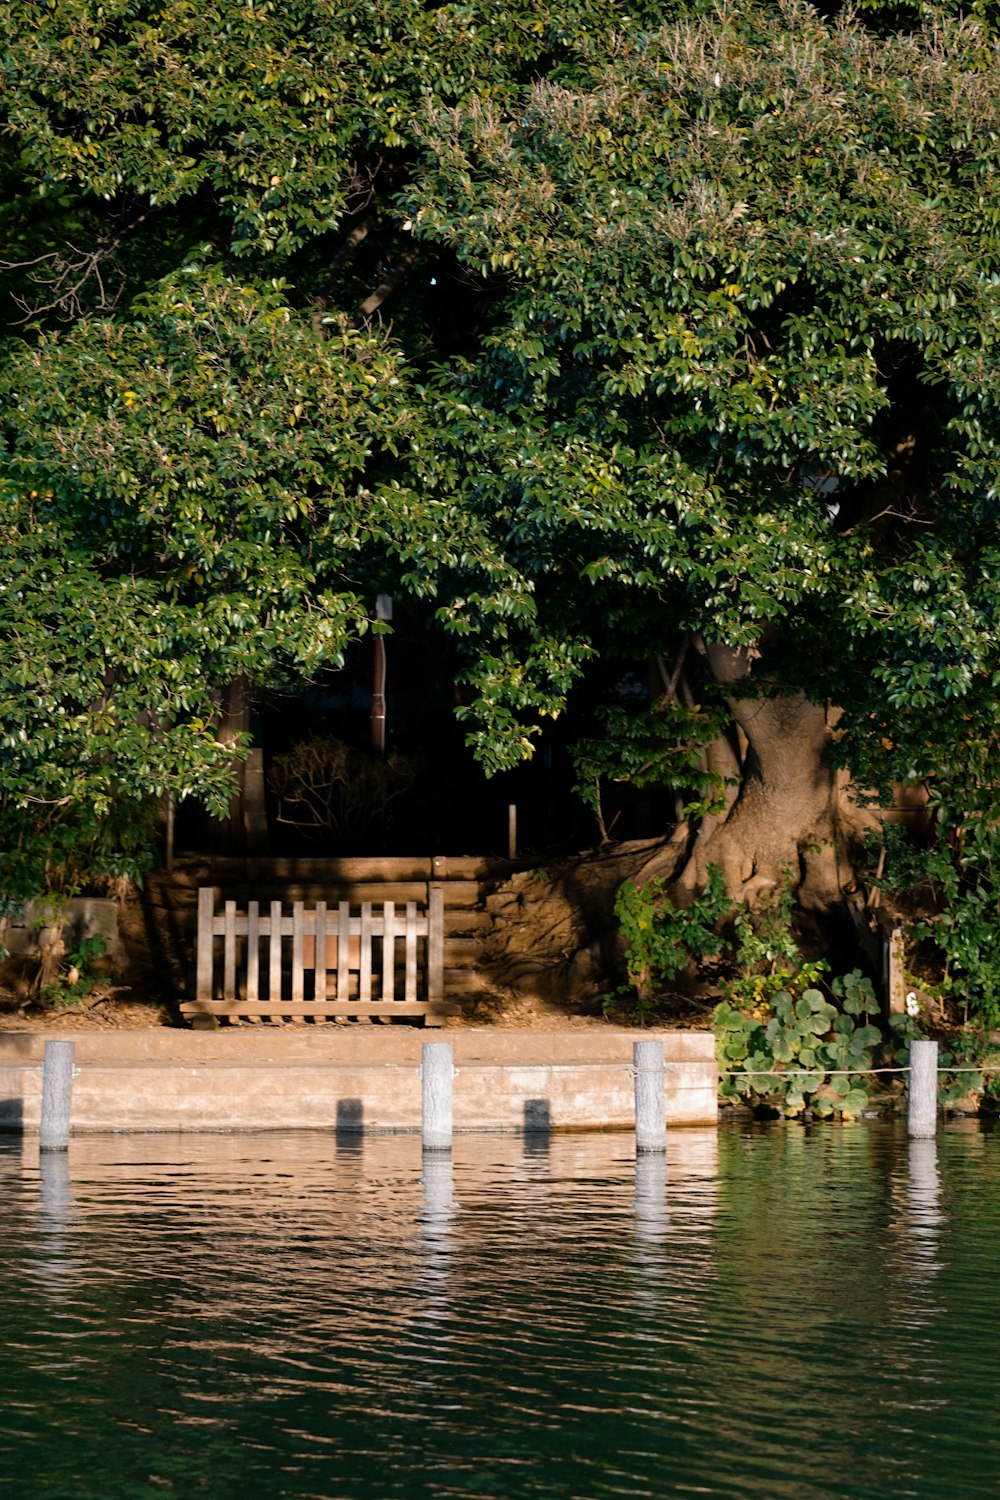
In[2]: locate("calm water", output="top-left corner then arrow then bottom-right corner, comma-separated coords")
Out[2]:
1,1122 -> 997,1500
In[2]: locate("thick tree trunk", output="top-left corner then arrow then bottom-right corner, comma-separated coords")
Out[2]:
676,642 -> 861,909
480,642 -> 877,1012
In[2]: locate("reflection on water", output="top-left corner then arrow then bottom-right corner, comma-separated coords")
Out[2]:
0,1124 -> 998,1500
634,1149 -> 668,1241
907,1138 -> 943,1264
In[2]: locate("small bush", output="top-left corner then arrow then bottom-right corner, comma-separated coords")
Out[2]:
41,934 -> 109,1011
715,974 -> 881,1118
613,864 -> 730,1002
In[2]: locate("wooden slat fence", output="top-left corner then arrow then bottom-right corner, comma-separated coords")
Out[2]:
181,886 -> 449,1024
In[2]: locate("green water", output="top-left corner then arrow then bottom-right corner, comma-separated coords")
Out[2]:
0,1122 -> 997,1499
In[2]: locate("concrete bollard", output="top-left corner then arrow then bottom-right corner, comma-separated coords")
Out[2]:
40,1040 -> 75,1152
908,1038 -> 939,1139
633,1040 -> 666,1154
422,1041 -> 453,1151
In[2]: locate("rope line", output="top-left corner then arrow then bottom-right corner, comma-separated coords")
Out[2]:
724,1064 -> 997,1079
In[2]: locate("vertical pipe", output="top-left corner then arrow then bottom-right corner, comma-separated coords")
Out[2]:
39,1040 -> 75,1152
371,635 -> 387,754
908,1038 -> 939,1139
634,1040 -> 666,1154
508,803 -> 517,860
165,793 -> 175,872
422,1042 -> 453,1151
372,592 -> 393,757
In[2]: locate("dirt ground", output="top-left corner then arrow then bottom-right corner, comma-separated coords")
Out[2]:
0,983 -> 627,1034
0,987 -> 175,1032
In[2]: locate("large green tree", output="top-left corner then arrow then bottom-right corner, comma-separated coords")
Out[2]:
404,4 -> 1000,929
0,268 -> 423,898
3,0 -> 1000,1008
0,0 -> 656,898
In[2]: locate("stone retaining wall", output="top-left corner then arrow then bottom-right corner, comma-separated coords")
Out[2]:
0,1028 -> 717,1132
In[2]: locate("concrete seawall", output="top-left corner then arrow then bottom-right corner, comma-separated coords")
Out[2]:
0,1028 -> 718,1132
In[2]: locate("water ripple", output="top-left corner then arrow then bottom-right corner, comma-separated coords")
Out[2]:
0,1126 -> 998,1499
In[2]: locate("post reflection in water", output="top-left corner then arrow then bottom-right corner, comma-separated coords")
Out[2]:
414,1148 -> 454,1367
38,1149 -> 72,1228
906,1136 -> 943,1267
633,1127 -> 718,1319
896,1134 -> 945,1352
634,1149 -> 668,1243
32,1148 -> 76,1302
420,1150 -> 455,1246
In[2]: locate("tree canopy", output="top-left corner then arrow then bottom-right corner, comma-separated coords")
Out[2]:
3,0 -> 1000,1011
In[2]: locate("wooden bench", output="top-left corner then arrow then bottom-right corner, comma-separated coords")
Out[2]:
180,886 -> 454,1025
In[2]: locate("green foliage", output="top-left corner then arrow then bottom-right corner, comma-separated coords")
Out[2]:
41,934 -> 109,1012
4,0 -> 1000,971
914,886 -> 1000,1030
936,1028 -> 1000,1107
725,879 -> 830,1012
613,864 -> 858,1024
391,0 -> 1000,827
830,967 -> 881,1019
856,799 -> 1000,1031
717,970 -> 1000,1117
879,1010 -> 1000,1110
0,797 -> 155,920
0,486 -> 230,903
614,864 -> 730,1001
716,975 -> 883,1118
0,268 -> 415,670
612,868 -> 891,1115
0,267 -> 422,905
572,695 -> 730,838
0,0 -> 647,272
0,487 -> 241,807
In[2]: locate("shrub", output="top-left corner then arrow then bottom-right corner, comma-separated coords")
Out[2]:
614,864 -> 730,1001
715,974 -> 882,1118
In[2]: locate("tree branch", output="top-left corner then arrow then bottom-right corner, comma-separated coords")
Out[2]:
353,248 -> 420,328
1,209 -> 152,321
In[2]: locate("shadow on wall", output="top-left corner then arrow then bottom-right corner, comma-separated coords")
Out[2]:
332,1096 -> 555,1145
335,1097 -> 364,1147
523,1097 -> 552,1140
0,1095 -> 24,1132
